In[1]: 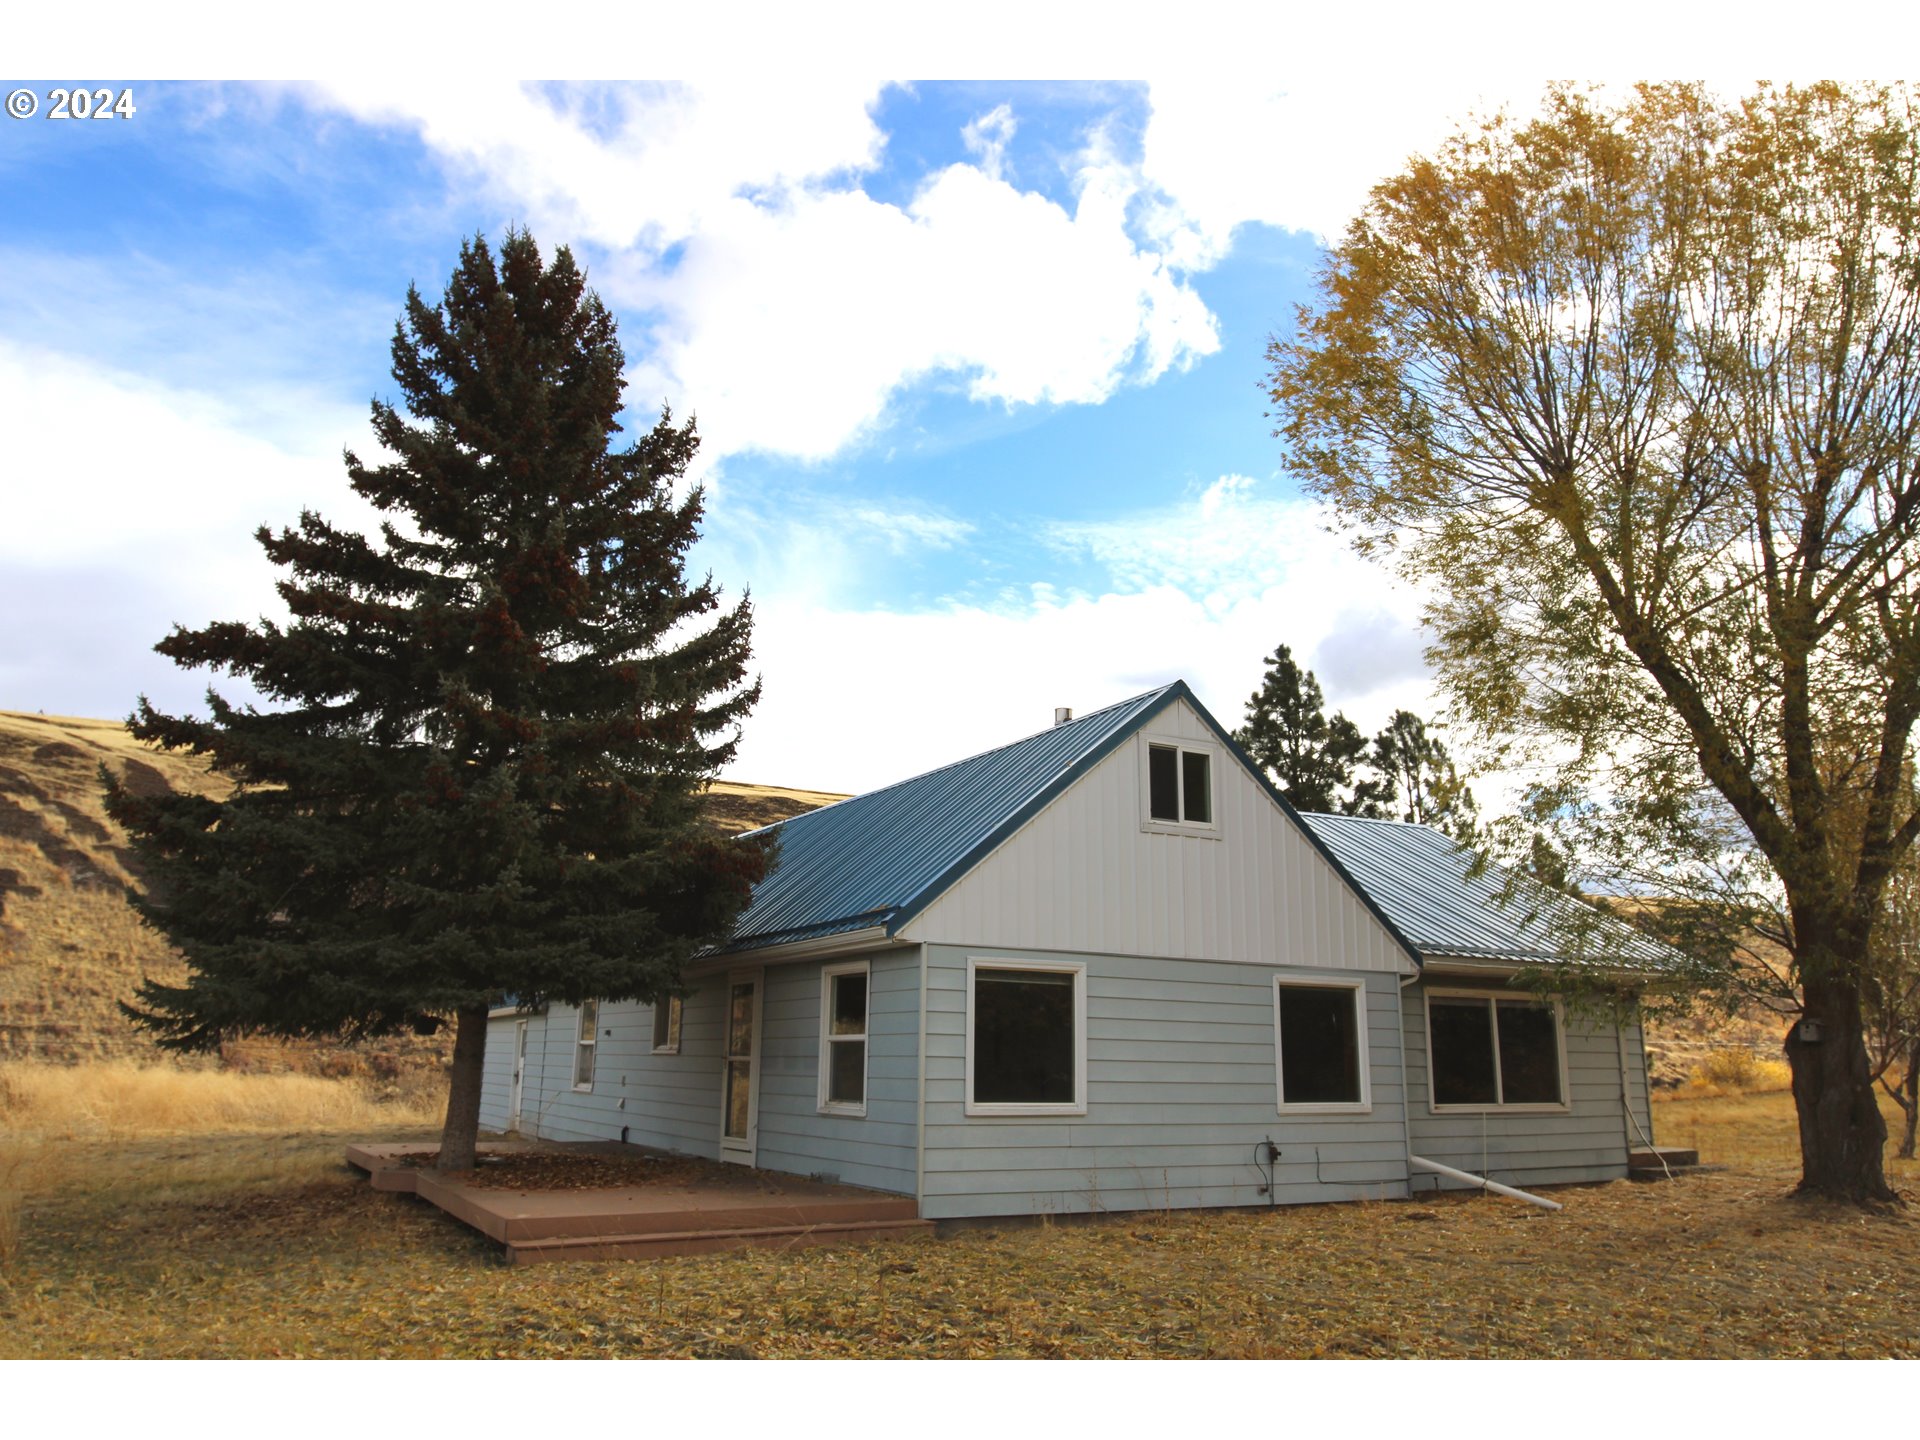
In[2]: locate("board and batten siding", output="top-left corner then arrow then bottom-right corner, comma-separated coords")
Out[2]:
903,697 -> 1413,975
749,947 -> 919,1196
1403,981 -> 1649,1188
920,943 -> 1412,1220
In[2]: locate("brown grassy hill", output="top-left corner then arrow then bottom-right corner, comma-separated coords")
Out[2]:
0,709 -> 842,1069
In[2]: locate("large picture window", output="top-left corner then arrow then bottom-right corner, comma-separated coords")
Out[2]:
1274,978 -> 1370,1111
818,960 -> 869,1115
573,999 -> 598,1090
1426,992 -> 1566,1109
966,959 -> 1086,1115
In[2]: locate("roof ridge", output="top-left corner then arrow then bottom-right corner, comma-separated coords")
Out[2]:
740,682 -> 1182,835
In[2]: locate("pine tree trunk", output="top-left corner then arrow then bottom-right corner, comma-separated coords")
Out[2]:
1785,974 -> 1895,1202
436,1003 -> 490,1174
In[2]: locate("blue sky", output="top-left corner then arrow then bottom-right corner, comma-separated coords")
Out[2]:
0,49 -> 1851,795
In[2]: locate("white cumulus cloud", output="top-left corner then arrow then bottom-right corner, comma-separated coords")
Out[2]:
298,83 -> 1223,466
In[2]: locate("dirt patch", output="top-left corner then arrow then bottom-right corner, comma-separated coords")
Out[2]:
394,1148 -> 794,1193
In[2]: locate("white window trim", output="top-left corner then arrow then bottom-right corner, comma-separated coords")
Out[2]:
651,995 -> 684,1055
817,959 -> 871,1117
965,956 -> 1088,1118
1138,734 -> 1222,838
572,1000 -> 598,1092
1423,987 -> 1572,1114
1273,974 -> 1373,1115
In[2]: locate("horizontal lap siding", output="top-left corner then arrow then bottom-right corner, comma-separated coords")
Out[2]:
1404,982 -> 1636,1188
1624,1009 -> 1656,1146
479,1013 -> 529,1132
517,984 -> 725,1157
920,944 -> 1411,1220
750,947 -> 918,1197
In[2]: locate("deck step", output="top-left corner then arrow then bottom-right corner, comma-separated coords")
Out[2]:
504,1216 -> 936,1265
1628,1146 -> 1699,1169
1627,1146 -> 1716,1182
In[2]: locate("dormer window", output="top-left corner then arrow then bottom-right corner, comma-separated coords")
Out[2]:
1141,737 -> 1218,835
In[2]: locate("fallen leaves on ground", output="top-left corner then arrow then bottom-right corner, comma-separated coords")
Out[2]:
390,1150 -> 791,1193
0,1100 -> 1914,1360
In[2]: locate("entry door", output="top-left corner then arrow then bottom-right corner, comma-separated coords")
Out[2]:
719,970 -> 763,1165
508,1020 -> 529,1132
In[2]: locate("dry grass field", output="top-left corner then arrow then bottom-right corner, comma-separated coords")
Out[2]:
0,1082 -> 1912,1360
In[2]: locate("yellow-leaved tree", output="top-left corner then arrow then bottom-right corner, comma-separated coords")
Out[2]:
1270,83 -> 1920,1203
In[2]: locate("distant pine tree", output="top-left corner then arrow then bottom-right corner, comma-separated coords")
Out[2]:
1369,709 -> 1479,841
1234,644 -> 1383,815
106,231 -> 768,1171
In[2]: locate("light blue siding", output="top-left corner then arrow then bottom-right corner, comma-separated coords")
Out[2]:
505,981 -> 727,1156
475,950 -> 921,1193
479,1011 -> 527,1132
750,947 -> 919,1195
919,943 -> 1412,1220
1403,981 -> 1644,1189
1624,1001 -> 1656,1147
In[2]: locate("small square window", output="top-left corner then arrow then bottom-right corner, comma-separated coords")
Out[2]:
1142,739 -> 1217,833
819,962 -> 869,1115
651,995 -> 683,1054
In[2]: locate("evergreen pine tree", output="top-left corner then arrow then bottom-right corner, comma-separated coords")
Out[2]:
105,231 -> 767,1172
1235,644 -> 1380,814
1369,709 -> 1479,841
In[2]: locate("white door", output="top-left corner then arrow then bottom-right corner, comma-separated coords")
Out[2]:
508,1020 -> 529,1132
719,970 -> 763,1165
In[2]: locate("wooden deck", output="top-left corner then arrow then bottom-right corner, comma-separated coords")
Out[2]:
346,1141 -> 933,1264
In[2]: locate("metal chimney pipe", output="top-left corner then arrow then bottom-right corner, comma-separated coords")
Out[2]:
1054,707 -> 1073,726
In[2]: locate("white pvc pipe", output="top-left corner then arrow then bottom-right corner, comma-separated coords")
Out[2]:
1410,1154 -> 1564,1211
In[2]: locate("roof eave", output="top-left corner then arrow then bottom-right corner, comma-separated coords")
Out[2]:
1418,951 -> 1677,984
692,923 -> 899,969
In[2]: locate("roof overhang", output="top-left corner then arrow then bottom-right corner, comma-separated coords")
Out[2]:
689,923 -> 900,971
1418,952 -> 1670,986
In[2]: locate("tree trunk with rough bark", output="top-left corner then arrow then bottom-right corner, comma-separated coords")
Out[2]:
437,1003 -> 490,1174
1787,976 -> 1895,1202
1895,1040 -> 1919,1162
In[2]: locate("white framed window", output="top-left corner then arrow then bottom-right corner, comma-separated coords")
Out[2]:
818,960 -> 870,1116
573,999 -> 598,1091
1425,989 -> 1569,1112
965,957 -> 1087,1117
1139,735 -> 1219,836
651,995 -> 683,1055
1274,976 -> 1372,1113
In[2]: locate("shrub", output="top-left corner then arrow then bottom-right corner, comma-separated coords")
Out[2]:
1686,1048 -> 1792,1095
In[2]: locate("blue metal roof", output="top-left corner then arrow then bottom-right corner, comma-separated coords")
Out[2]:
1300,813 -> 1684,972
719,684 -> 1186,951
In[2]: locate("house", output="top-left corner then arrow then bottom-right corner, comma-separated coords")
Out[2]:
480,681 -> 1669,1219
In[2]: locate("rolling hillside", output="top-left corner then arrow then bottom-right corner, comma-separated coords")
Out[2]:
0,709 -> 841,1068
